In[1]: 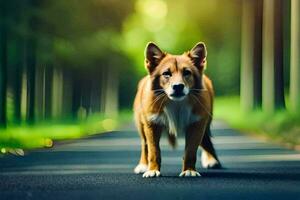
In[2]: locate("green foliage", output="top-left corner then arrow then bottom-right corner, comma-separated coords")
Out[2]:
0,111 -> 133,150
215,96 -> 300,147
122,0 -> 242,95
36,0 -> 135,70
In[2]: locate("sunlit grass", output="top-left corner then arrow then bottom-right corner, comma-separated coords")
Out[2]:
2,98 -> 299,152
215,96 -> 300,148
0,110 -> 133,152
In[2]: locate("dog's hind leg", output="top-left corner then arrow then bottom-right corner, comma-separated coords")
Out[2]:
200,126 -> 222,169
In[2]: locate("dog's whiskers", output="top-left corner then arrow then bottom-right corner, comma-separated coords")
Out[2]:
152,89 -> 164,92
190,88 -> 207,93
158,95 -> 167,112
152,89 -> 165,94
150,93 -> 166,108
190,94 -> 213,118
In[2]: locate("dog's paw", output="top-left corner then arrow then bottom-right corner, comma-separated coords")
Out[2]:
201,151 -> 222,169
202,157 -> 221,169
179,170 -> 200,177
134,164 -> 148,174
203,161 -> 222,169
142,170 -> 161,178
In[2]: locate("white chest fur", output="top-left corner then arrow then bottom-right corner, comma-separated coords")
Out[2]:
147,100 -> 201,136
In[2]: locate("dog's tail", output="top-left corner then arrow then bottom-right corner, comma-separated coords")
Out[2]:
168,134 -> 177,149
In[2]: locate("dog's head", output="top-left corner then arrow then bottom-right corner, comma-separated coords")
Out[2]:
145,42 -> 207,101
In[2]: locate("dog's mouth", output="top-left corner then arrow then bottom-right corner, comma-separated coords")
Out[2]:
170,92 -> 185,97
168,92 -> 186,101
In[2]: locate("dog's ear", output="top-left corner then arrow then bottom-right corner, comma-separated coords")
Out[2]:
188,42 -> 207,70
145,42 -> 165,73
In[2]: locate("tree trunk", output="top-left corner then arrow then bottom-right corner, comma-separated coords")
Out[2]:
262,0 -> 275,113
34,63 -> 44,121
62,70 -> 72,118
100,68 -> 107,113
71,76 -> 81,119
12,38 -> 23,124
241,0 -> 263,111
104,67 -> 119,117
240,0 -> 255,112
52,67 -> 63,119
90,79 -> 101,113
0,4 -> 7,127
44,64 -> 53,119
253,0 -> 263,108
0,31 -> 7,127
273,0 -> 286,109
25,37 -> 36,124
262,0 -> 285,113
290,0 -> 300,112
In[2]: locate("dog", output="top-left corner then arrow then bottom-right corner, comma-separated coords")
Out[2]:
133,42 -> 221,178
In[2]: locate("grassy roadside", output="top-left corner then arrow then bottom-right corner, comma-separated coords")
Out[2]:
214,96 -> 300,149
2,97 -> 299,153
0,110 -> 133,153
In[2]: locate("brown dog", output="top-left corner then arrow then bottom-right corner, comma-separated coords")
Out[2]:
133,42 -> 221,178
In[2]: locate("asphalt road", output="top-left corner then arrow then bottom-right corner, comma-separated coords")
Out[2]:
1,121 -> 300,200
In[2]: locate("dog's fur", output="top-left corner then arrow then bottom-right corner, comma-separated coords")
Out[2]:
133,42 -> 221,178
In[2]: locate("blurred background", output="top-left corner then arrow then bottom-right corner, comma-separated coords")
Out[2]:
0,0 -> 299,151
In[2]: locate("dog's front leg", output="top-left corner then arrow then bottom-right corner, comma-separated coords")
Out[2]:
142,124 -> 162,178
180,120 -> 207,177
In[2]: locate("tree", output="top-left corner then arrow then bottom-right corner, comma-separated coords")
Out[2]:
25,36 -> 37,124
1,0 -> 136,123
25,0 -> 41,124
0,1 -> 8,127
290,0 -> 300,112
273,0 -> 286,110
262,0 -> 285,113
253,0 -> 263,109
51,67 -> 63,118
41,0 -> 135,118
12,37 -> 23,124
240,0 -> 262,111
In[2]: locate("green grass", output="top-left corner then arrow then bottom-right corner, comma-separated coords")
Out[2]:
2,98 -> 299,153
0,110 -> 133,152
214,96 -> 300,148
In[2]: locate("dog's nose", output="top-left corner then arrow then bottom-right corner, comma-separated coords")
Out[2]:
172,83 -> 184,93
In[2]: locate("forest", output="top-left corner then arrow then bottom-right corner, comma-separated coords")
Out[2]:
0,0 -> 299,150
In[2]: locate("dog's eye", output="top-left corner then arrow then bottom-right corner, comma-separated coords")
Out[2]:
183,70 -> 192,76
162,71 -> 172,77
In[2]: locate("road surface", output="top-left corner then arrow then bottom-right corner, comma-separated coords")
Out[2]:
1,121 -> 300,200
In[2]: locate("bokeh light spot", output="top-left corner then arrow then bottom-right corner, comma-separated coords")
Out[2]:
1,148 -> 6,154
